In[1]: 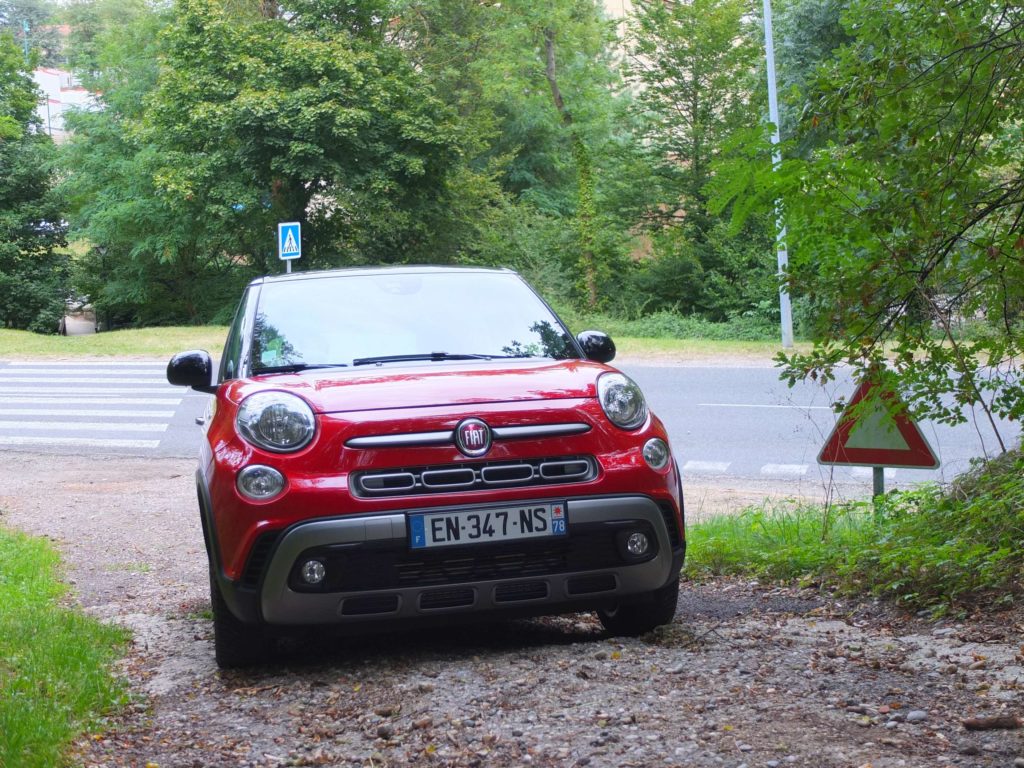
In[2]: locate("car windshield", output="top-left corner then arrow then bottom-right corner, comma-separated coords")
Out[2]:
249,271 -> 577,372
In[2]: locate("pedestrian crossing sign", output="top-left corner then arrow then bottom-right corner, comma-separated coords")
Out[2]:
278,222 -> 301,260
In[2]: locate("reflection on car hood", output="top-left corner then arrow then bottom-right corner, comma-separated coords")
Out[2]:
235,359 -> 611,414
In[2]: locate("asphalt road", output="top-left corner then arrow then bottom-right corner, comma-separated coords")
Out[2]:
0,359 -> 1017,494
620,363 -> 1019,494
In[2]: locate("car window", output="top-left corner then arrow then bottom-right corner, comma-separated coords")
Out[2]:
220,287 -> 252,381
248,272 -> 576,370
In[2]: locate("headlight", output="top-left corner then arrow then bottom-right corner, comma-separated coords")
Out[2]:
236,391 -> 316,453
597,372 -> 647,430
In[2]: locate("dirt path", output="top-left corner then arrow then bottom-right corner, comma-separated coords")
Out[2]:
1,452 -> 1022,768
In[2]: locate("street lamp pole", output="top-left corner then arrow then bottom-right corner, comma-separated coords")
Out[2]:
762,0 -> 794,349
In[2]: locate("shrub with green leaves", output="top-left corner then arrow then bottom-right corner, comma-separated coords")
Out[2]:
686,449 -> 1024,614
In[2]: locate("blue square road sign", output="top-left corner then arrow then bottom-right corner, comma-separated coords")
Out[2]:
278,222 -> 301,260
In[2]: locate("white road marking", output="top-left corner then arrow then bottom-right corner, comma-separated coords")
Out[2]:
0,436 -> 160,449
683,460 -> 732,474
0,376 -> 169,384
0,420 -> 168,432
6,361 -> 166,367
0,387 -> 176,395
699,403 -> 833,410
0,408 -> 175,418
0,397 -> 181,406
760,463 -> 809,477
0,369 -> 166,376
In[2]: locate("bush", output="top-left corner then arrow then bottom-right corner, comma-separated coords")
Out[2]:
686,449 -> 1024,614
559,308 -> 778,341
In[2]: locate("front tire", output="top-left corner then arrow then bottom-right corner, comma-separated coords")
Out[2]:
209,570 -> 272,668
597,577 -> 679,636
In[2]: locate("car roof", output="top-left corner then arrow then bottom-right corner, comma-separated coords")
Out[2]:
249,265 -> 516,288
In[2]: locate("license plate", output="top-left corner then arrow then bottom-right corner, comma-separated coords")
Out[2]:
409,503 -> 566,549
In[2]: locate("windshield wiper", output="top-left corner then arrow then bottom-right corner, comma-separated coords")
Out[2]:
253,362 -> 349,375
352,352 -> 516,367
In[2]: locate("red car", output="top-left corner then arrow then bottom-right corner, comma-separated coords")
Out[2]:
168,266 -> 685,667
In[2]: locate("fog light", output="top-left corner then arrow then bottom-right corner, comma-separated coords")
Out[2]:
237,465 -> 285,500
301,559 -> 326,585
642,438 -> 670,470
626,532 -> 650,556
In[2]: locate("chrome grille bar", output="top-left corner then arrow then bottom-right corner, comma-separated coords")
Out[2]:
352,456 -> 597,497
345,422 -> 590,450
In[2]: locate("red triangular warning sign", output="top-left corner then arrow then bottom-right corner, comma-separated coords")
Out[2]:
818,378 -> 940,469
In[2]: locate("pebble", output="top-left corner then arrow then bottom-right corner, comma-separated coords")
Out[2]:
906,710 -> 928,723
1014,759 -> 1024,768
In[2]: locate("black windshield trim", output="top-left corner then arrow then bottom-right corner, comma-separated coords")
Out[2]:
352,353 -> 524,367
252,363 -> 350,375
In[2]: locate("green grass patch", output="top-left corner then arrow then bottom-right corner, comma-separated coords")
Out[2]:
0,326 -> 228,359
0,526 -> 129,768
686,450 -> 1024,614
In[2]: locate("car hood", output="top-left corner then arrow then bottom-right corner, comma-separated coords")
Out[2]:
234,359 -> 611,414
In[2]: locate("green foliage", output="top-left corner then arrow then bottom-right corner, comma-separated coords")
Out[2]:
622,0 -> 780,321
714,0 -> 1024,438
0,526 -> 128,768
0,0 -> 63,66
686,502 -> 877,581
560,307 -> 777,342
686,450 -> 1024,613
0,32 -> 68,332
839,451 -> 1024,612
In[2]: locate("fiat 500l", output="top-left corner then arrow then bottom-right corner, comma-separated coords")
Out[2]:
168,266 -> 685,667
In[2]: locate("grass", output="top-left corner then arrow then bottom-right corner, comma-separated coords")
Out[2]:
0,326 -> 229,358
2,323 -> 797,363
0,526 -> 129,768
614,336 -> 808,362
685,449 -> 1024,614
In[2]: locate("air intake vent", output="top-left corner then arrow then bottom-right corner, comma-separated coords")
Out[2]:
353,456 -> 597,497
657,502 -> 683,549
419,587 -> 475,610
240,531 -> 280,588
341,595 -> 400,616
494,581 -> 548,603
567,574 -> 617,595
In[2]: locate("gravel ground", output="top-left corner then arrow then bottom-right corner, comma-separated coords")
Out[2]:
1,452 -> 1022,768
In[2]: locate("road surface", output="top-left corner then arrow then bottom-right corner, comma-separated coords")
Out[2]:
0,359 -> 1017,497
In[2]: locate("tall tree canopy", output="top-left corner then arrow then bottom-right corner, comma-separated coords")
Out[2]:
624,0 -> 777,321
717,0 -> 1024,443
63,0 -> 464,324
0,32 -> 67,332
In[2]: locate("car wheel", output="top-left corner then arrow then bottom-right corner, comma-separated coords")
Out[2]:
597,576 -> 680,636
209,570 -> 272,668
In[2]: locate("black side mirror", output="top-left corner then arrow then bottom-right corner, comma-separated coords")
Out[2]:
576,330 -> 616,364
167,350 -> 217,394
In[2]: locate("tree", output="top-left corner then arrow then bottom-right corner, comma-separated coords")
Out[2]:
716,0 -> 1024,446
62,0 -> 464,324
0,0 -> 63,66
623,0 -> 777,320
0,32 -> 67,332
394,0 -> 648,309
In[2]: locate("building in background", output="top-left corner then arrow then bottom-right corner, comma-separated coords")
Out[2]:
32,66 -> 94,143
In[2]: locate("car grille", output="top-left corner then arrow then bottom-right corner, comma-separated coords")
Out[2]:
352,456 -> 597,497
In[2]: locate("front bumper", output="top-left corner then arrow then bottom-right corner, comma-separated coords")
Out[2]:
252,495 -> 682,626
